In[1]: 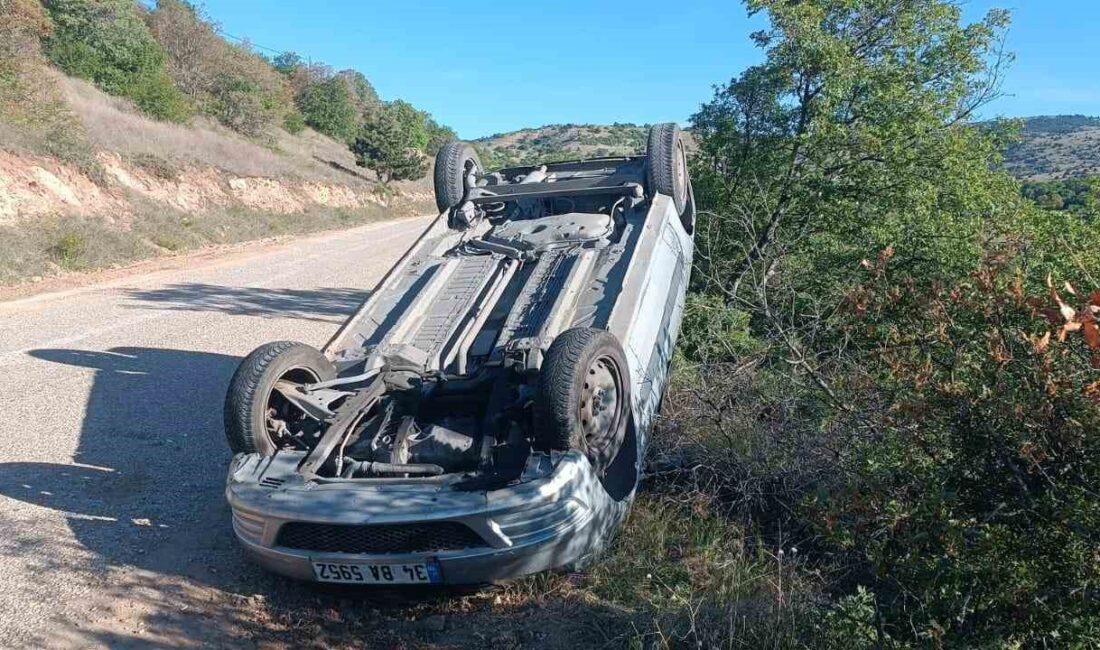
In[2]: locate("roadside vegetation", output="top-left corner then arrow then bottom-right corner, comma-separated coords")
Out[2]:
202,3 -> 1099,648
2,0 -> 452,183
0,201 -> 395,285
0,0 -> 100,173
0,0 -> 448,287
3,0 -> 1099,646
475,123 -> 648,169
610,0 -> 1100,646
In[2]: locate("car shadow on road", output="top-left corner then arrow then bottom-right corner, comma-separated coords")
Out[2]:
0,348 -> 245,581
123,283 -> 370,323
0,346 -> 628,647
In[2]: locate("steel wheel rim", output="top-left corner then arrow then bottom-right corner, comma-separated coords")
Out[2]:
463,158 -> 481,191
579,355 -> 624,467
265,367 -> 321,449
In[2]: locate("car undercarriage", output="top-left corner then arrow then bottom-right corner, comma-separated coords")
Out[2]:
224,123 -> 694,584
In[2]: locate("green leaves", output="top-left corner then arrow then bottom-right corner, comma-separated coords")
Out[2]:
692,0 -> 1019,312
681,0 -> 1100,645
43,0 -> 193,122
350,104 -> 428,183
296,76 -> 359,142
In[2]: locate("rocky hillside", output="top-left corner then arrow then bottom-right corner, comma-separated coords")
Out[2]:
474,124 -> 647,168
0,73 -> 431,285
0,0 -> 437,286
1002,115 -> 1100,180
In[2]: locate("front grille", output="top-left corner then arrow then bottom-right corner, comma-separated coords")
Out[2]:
275,521 -> 487,554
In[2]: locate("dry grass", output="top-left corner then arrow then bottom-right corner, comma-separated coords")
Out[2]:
58,75 -> 374,185
0,45 -> 100,176
190,490 -> 822,650
0,199 -> 391,285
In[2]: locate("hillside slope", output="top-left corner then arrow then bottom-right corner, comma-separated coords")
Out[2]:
475,117 -> 1100,181
0,0 -> 436,286
0,73 -> 431,285
475,124 -> 647,167
1002,115 -> 1100,179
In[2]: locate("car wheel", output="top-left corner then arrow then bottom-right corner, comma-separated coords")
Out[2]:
534,328 -> 631,475
224,341 -> 335,455
433,141 -> 482,213
646,123 -> 689,216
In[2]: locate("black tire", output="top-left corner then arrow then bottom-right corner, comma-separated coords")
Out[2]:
646,123 -> 689,215
534,328 -> 631,474
433,141 -> 482,213
224,341 -> 335,455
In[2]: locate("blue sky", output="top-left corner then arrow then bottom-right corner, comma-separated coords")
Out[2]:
199,0 -> 1100,139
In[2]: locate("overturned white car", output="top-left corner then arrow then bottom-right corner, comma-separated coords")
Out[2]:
224,123 -> 695,584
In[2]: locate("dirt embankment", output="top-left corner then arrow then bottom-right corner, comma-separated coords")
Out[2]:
0,151 -> 431,223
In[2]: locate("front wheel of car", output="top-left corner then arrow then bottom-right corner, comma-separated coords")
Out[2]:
534,328 -> 631,475
224,341 -> 335,455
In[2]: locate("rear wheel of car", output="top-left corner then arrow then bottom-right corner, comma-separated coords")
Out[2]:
224,341 -> 335,455
433,141 -> 482,213
534,328 -> 631,475
646,123 -> 689,216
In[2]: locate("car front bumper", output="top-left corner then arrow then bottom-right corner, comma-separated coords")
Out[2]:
225,450 -> 630,584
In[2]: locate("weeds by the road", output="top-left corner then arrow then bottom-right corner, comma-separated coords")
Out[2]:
0,2 -> 102,179
0,201 -> 401,286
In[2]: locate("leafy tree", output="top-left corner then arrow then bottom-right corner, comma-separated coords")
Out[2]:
147,0 -> 292,136
42,0 -> 192,122
684,0 -> 1100,646
385,99 -> 430,152
692,0 -> 1017,304
335,69 -> 380,115
424,117 -> 457,155
1021,176 -> 1100,214
296,76 -> 359,141
270,50 -> 328,98
350,105 -> 427,183
271,51 -> 303,75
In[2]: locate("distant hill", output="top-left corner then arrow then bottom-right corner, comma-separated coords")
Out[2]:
474,124 -> 648,168
1003,115 -> 1100,180
473,117 -> 1100,181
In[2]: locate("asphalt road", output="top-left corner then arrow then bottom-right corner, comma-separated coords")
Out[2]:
0,216 -> 432,648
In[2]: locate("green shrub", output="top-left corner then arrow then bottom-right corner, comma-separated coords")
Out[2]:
42,0 -> 193,122
49,231 -> 85,268
351,104 -> 428,183
0,0 -> 102,176
675,0 -> 1100,646
282,109 -> 306,134
678,293 -> 761,364
820,249 -> 1100,646
296,76 -> 359,141
146,0 -> 292,136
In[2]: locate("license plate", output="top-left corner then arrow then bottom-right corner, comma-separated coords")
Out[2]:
311,559 -> 440,584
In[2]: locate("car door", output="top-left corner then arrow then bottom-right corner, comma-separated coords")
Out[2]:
622,197 -> 693,441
